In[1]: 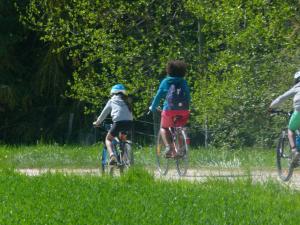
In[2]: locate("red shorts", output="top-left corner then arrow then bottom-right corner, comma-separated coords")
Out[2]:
161,110 -> 189,128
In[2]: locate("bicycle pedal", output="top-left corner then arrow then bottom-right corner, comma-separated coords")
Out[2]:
117,163 -> 123,167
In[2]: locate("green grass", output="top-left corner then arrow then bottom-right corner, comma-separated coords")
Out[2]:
189,147 -> 275,169
0,168 -> 299,224
137,146 -> 276,170
0,144 -> 275,169
0,145 -> 101,169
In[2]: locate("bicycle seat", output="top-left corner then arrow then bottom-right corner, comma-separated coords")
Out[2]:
173,115 -> 183,120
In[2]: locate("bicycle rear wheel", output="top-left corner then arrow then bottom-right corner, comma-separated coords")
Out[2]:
121,142 -> 134,168
101,145 -> 119,176
156,132 -> 169,176
276,130 -> 294,181
175,129 -> 188,176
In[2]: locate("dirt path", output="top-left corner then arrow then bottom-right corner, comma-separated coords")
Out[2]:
155,168 -> 300,189
16,167 -> 300,189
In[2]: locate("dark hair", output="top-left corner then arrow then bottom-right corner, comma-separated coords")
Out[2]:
166,60 -> 187,77
116,93 -> 132,112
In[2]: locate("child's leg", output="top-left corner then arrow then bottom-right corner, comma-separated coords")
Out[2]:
160,127 -> 176,157
288,129 -> 296,150
105,132 -> 115,157
106,121 -> 132,163
288,128 -> 300,166
160,127 -> 171,148
160,111 -> 174,151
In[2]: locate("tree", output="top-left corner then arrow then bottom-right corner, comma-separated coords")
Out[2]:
19,0 -> 201,115
17,0 -> 300,147
186,0 -> 299,147
0,0 -> 79,143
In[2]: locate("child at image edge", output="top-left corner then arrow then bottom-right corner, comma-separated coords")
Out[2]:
149,60 -> 191,158
93,84 -> 133,165
269,70 -> 300,165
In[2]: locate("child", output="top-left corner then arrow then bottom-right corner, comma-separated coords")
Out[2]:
149,60 -> 191,158
269,70 -> 300,165
93,84 -> 133,165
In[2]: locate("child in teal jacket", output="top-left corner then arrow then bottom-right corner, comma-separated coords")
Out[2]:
150,60 -> 191,158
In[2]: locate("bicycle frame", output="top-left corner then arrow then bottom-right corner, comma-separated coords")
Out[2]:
100,124 -> 133,175
102,133 -> 131,166
155,116 -> 189,176
168,126 -> 187,155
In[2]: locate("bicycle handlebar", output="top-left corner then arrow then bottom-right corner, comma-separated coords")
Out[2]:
147,107 -> 162,115
269,109 -> 293,117
93,122 -> 112,131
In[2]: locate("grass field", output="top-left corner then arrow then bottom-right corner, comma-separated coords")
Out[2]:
1,145 -> 298,224
0,145 -> 101,169
0,144 -> 275,169
0,168 -> 299,224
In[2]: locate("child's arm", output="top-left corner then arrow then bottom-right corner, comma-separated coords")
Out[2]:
149,80 -> 166,111
93,101 -> 112,126
270,87 -> 296,109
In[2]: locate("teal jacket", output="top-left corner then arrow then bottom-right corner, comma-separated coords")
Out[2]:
150,76 -> 190,111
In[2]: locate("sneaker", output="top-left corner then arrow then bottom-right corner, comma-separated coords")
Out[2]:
291,149 -> 300,167
176,148 -> 185,158
109,155 -> 117,165
165,146 -> 176,158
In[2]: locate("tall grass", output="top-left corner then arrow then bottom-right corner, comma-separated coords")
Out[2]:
0,145 -> 101,169
0,168 -> 299,224
139,146 -> 276,168
0,144 -> 275,169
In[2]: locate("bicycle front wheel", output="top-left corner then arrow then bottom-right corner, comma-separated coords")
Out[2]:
276,130 -> 294,181
101,147 -> 108,173
156,132 -> 169,176
175,129 -> 188,176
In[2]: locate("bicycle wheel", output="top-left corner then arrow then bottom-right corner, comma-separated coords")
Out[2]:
101,147 -> 108,173
175,129 -> 188,176
276,130 -> 294,181
101,145 -> 118,176
121,142 -> 134,168
156,132 -> 169,176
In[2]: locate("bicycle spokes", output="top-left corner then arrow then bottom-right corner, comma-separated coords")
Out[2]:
102,140 -> 133,175
156,133 -> 169,175
175,129 -> 188,176
276,132 -> 294,181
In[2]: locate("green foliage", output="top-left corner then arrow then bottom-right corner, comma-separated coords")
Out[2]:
187,0 -> 300,147
15,0 -> 300,147
0,170 -> 300,224
18,0 -> 201,115
0,0 -> 84,144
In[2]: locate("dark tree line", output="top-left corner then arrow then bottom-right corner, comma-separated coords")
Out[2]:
0,0 -> 92,144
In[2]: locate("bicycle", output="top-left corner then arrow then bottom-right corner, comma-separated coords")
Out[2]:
155,113 -> 190,176
271,109 -> 300,181
98,123 -> 134,175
